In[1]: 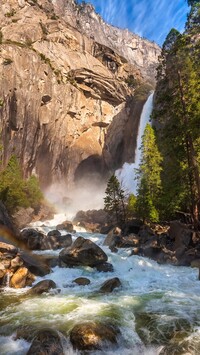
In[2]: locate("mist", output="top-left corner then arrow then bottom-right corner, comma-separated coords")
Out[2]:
44,179 -> 107,220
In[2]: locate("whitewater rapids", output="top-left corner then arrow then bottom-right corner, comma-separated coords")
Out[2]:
0,215 -> 200,354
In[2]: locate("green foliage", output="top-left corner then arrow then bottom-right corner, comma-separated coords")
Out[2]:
25,175 -> 43,209
127,194 -> 136,217
0,155 -> 43,213
153,5 -> 200,222
135,124 -> 162,222
104,175 -> 126,226
187,0 -> 200,6
186,3 -> 200,34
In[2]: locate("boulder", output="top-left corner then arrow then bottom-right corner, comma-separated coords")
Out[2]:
99,277 -> 121,293
0,241 -> 18,255
56,221 -> 74,233
20,252 -> 51,276
20,229 -> 45,250
59,236 -> 107,267
41,233 -> 72,250
70,321 -> 120,350
27,329 -> 64,355
0,201 -> 19,236
73,277 -> 90,286
96,262 -> 114,272
138,225 -> 156,243
103,227 -> 122,251
12,207 -> 35,229
119,234 -> 140,248
10,267 -> 35,288
190,258 -> 200,279
73,209 -> 108,225
47,230 -> 61,237
169,221 -> 192,250
28,280 -> 57,295
20,228 -> 72,250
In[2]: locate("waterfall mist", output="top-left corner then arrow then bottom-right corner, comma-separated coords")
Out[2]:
116,92 -> 154,195
44,179 -> 106,219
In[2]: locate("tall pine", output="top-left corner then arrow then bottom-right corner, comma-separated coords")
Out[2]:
152,4 -> 200,225
135,124 -> 162,222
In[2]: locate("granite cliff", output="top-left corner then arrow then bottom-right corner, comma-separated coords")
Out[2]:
0,0 -> 160,189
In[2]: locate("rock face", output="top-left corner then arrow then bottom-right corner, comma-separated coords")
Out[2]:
0,0 -> 160,188
54,0 -> 160,84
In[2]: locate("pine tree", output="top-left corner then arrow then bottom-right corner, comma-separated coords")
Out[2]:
104,175 -> 126,226
135,124 -> 162,222
0,155 -> 43,212
152,5 -> 200,224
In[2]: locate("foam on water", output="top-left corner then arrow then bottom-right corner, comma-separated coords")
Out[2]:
1,231 -> 200,354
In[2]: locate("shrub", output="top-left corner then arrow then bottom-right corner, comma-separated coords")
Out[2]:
0,155 -> 43,213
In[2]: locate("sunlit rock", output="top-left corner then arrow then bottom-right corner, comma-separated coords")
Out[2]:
70,321 -> 120,351
99,277 -> 121,293
59,236 -> 107,267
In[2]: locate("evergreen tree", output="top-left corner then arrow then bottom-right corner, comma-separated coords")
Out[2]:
0,155 -> 43,212
135,124 -> 162,222
104,175 -> 126,226
152,5 -> 200,224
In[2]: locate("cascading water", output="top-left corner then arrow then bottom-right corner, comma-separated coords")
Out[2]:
1,215 -> 200,354
116,92 -> 154,195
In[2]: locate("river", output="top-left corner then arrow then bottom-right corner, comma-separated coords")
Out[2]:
0,214 -> 200,354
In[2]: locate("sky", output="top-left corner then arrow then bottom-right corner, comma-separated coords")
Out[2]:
77,0 -> 190,46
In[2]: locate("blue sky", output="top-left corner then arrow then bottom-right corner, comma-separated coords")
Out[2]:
78,0 -> 189,45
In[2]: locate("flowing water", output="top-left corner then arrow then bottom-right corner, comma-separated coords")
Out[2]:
1,215 -> 200,354
116,92 -> 154,195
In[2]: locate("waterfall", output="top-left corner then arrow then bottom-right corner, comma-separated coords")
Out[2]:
116,92 -> 154,195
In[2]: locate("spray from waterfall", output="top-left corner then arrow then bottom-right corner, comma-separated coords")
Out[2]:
116,92 -> 154,195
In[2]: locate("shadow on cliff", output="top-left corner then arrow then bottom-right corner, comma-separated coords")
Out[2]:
102,95 -> 148,173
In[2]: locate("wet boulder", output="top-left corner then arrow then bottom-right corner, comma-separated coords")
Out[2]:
73,277 -> 90,286
99,277 -> 121,293
118,234 -> 140,248
20,228 -> 72,250
70,321 -> 120,351
20,229 -> 45,250
191,259 -> 200,280
169,221 -> 192,250
28,280 -> 57,295
27,329 -> 64,355
59,236 -> 107,267
96,262 -> 114,272
20,252 -> 51,276
47,230 -> 61,237
103,227 -> 121,249
43,233 -> 72,250
10,266 -> 35,288
56,220 -> 74,233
